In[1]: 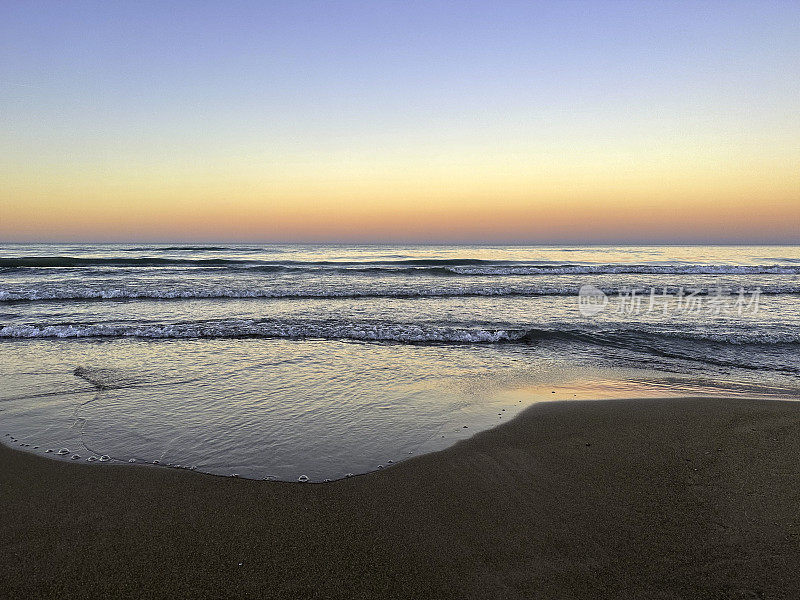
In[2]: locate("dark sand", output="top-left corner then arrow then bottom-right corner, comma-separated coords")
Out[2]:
3,397 -> 800,599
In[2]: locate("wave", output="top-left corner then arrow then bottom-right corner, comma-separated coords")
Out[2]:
0,257 -> 247,268
2,321 -> 798,346
0,288 -> 527,301
553,329 -> 800,375
239,263 -> 800,276
116,245 -> 277,252
4,320 -> 797,375
437,264 -> 800,276
0,257 -> 509,268
521,327 -> 800,348
3,256 -> 800,275
2,285 -> 797,303
0,321 -> 526,343
119,246 -> 234,252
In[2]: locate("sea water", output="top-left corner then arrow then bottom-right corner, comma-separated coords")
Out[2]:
1,244 -> 798,480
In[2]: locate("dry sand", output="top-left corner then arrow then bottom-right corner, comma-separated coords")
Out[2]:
2,396 -> 800,599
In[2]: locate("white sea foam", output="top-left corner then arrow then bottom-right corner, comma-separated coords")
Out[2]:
1,320 -> 798,345
2,280 -> 799,303
443,264 -> 800,276
0,321 -> 528,342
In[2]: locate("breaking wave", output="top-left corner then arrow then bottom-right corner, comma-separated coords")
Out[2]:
0,321 -> 527,343
2,321 -> 798,346
2,285 -> 797,303
2,256 -> 800,275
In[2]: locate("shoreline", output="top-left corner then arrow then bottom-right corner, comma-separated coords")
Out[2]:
3,395 -> 800,598
4,392 -> 796,483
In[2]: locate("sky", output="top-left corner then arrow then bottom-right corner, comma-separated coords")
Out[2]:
1,0 -> 798,243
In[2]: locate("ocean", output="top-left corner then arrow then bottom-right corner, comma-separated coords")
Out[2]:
1,244 -> 798,480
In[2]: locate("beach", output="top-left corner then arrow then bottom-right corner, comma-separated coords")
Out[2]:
3,396 -> 799,599
4,1 -> 799,596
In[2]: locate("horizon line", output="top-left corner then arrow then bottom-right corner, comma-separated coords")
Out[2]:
3,240 -> 800,247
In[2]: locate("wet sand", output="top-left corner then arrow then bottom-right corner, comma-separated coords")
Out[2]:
2,396 -> 800,599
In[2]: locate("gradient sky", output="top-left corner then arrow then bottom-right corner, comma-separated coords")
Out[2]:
1,0 -> 798,243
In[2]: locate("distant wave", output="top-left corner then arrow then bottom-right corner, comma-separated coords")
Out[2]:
119,246 -> 234,252
245,263 -> 800,276
2,285 -> 798,303
0,257 -> 246,268
0,288 -> 541,301
435,264 -> 800,276
0,256 -> 519,269
2,256 -> 800,275
0,256 -> 508,268
116,245 -> 278,252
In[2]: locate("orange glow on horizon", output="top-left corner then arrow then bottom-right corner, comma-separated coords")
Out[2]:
3,150 -> 798,242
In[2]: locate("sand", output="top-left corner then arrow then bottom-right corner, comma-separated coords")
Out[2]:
2,396 -> 800,599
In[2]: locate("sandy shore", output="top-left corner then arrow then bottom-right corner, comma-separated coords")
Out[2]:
2,396 -> 800,599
